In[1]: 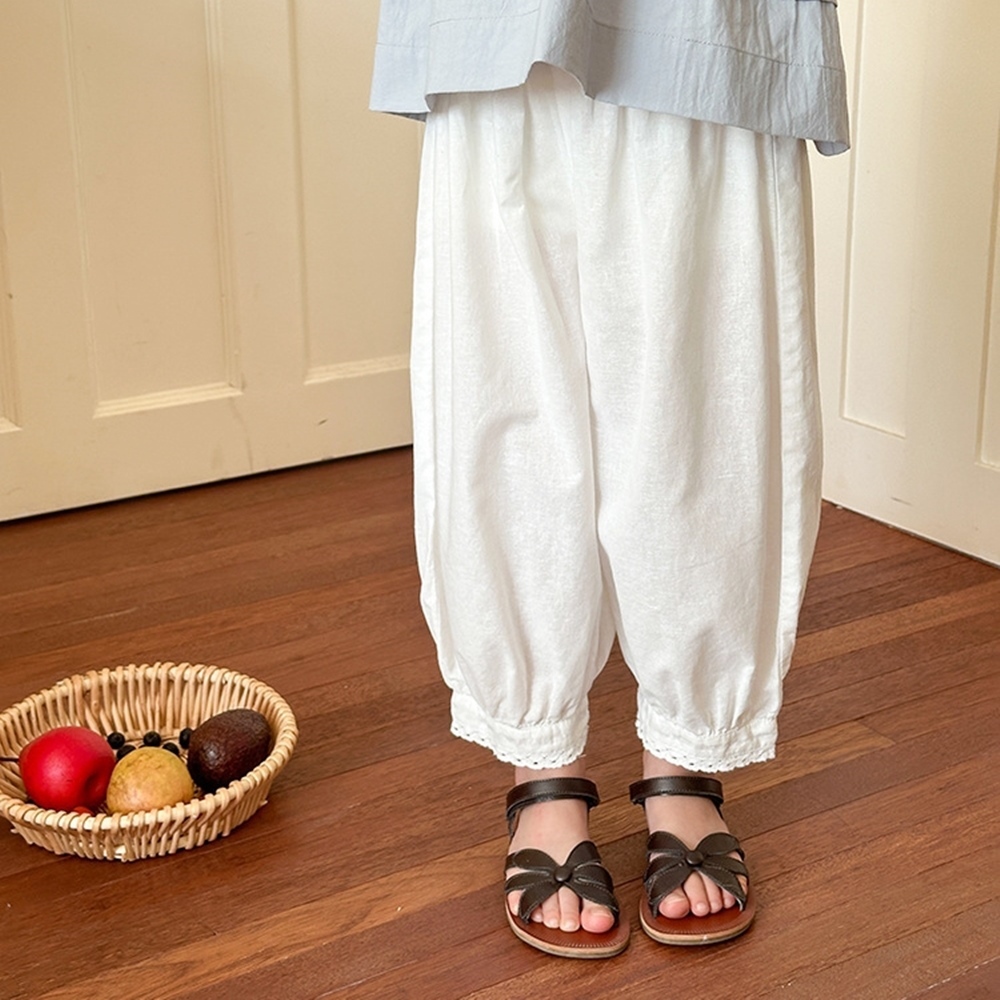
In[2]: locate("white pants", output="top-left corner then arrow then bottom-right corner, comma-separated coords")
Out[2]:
411,65 -> 822,773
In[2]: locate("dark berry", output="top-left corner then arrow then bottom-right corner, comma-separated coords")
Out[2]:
162,742 -> 180,756
116,744 -> 136,761
179,728 -> 193,749
142,731 -> 162,747
106,731 -> 126,749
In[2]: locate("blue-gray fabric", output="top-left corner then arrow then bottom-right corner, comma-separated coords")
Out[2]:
370,0 -> 850,155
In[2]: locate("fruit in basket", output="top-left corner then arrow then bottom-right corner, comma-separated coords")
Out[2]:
18,726 -> 116,812
105,746 -> 195,813
186,708 -> 272,793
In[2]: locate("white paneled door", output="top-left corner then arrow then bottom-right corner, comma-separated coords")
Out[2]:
811,0 -> 1000,565
0,0 -> 420,520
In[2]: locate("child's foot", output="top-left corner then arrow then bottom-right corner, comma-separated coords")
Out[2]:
505,764 -> 617,934
640,753 -> 748,919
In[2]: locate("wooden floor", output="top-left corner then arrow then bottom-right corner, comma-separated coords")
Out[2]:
1,448 -> 998,1000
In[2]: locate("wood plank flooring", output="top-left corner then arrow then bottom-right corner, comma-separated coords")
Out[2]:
0,448 -> 998,999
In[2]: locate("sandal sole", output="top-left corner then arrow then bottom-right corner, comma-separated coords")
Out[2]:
506,906 -> 631,958
638,888 -> 756,946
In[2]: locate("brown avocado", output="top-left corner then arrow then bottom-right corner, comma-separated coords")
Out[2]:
187,708 -> 272,793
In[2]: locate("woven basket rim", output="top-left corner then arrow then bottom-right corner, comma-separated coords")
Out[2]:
0,661 -> 298,835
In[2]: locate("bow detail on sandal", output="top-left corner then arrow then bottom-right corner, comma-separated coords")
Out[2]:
505,840 -> 620,923
642,830 -> 749,914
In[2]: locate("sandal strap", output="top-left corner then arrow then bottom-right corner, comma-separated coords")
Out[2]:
628,775 -> 724,811
505,777 -> 600,836
504,839 -> 620,924
643,831 -> 749,912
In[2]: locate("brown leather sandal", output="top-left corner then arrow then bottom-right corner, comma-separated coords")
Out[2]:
504,777 -> 630,958
630,775 -> 756,945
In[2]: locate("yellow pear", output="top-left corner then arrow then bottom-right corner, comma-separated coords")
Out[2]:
105,747 -> 194,813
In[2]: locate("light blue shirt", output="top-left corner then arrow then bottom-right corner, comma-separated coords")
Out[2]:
371,0 -> 849,154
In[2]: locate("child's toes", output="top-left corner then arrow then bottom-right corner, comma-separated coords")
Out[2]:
659,888 -> 691,919
684,872 -> 711,917
581,899 -> 616,934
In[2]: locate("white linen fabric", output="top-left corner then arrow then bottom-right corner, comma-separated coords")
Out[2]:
411,65 -> 823,773
371,0 -> 850,155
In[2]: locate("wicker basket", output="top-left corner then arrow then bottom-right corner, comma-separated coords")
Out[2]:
0,661 -> 298,862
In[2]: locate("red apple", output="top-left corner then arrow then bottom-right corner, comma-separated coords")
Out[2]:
18,726 -> 116,811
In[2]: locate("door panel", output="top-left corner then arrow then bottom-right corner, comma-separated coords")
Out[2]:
0,0 -> 420,520
811,0 -> 1000,565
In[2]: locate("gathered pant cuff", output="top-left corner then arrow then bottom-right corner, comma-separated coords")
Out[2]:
636,697 -> 779,773
449,689 -> 589,770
